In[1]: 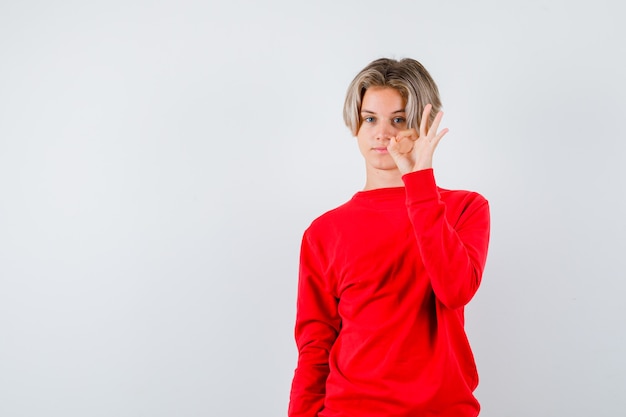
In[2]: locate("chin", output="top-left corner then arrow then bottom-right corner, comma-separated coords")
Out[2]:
370,162 -> 400,172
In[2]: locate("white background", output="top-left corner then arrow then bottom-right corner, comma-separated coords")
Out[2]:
1,1 -> 625,416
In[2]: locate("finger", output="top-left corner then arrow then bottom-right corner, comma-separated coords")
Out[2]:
387,137 -> 401,153
431,127 -> 449,148
395,129 -> 418,142
420,104 -> 432,138
396,136 -> 414,153
428,111 -> 444,139
389,136 -> 413,154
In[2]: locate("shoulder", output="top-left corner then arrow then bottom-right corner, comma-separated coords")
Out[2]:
438,187 -> 490,226
308,200 -> 354,229
303,198 -> 356,240
439,186 -> 488,206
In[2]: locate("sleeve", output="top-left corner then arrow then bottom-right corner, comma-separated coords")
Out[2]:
288,230 -> 341,417
403,169 -> 491,310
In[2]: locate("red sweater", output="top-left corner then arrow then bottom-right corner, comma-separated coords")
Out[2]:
288,169 -> 491,417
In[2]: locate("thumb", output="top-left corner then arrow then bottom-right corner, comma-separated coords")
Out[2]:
389,136 -> 414,154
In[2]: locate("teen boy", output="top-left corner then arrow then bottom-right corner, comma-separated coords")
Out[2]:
289,57 -> 491,417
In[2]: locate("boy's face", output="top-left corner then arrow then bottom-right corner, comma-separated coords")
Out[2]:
356,87 -> 408,173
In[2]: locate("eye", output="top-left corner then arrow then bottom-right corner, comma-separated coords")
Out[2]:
393,117 -> 406,124
364,116 -> 375,123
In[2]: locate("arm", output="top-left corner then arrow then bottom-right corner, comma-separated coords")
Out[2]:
288,231 -> 341,417
403,169 -> 490,309
388,104 -> 490,309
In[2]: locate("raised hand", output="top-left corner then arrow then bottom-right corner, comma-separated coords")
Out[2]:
387,104 -> 449,175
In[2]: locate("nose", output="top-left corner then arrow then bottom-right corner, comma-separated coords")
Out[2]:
375,121 -> 396,142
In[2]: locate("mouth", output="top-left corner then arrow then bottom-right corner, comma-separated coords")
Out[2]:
373,147 -> 389,154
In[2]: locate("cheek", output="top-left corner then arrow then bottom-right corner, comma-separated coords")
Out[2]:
357,122 -> 374,136
356,135 -> 369,152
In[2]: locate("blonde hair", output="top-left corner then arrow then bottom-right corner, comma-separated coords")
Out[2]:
343,57 -> 442,136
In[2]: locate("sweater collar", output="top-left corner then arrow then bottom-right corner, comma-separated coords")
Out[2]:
351,186 -> 406,209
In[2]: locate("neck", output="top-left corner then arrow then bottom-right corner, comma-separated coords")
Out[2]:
363,166 -> 404,190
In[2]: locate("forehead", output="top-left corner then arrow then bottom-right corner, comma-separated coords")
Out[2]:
361,87 -> 405,111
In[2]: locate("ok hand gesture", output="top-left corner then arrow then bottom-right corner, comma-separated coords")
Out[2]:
387,104 -> 449,175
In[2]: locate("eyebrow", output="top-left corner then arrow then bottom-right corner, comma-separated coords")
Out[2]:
361,109 -> 406,114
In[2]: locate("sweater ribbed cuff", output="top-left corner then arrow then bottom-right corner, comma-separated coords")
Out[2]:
402,169 -> 440,205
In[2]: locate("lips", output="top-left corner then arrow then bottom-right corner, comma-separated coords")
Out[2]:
373,147 -> 389,154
